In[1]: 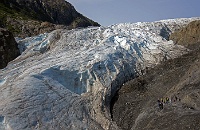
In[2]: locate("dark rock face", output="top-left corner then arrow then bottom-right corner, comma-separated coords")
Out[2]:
0,21 -> 3,28
0,0 -> 100,37
112,43 -> 200,130
0,28 -> 20,69
112,21 -> 200,130
170,20 -> 200,48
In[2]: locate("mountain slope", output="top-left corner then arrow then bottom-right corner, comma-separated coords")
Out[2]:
112,20 -> 200,130
0,28 -> 20,69
0,0 -> 100,37
170,20 -> 200,48
0,18 -> 199,130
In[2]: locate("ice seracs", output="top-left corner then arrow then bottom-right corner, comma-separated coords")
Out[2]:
0,17 -> 199,130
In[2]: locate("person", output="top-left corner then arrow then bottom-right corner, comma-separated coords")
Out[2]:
157,99 -> 160,103
166,97 -> 169,103
163,99 -> 166,104
159,102 -> 163,110
161,98 -> 164,103
158,99 -> 163,110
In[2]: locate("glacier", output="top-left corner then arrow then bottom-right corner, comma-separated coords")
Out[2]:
0,17 -> 199,130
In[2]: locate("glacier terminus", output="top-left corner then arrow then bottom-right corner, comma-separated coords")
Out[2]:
0,17 -> 199,130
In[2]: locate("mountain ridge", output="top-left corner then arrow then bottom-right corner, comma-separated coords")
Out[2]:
0,0 -> 100,37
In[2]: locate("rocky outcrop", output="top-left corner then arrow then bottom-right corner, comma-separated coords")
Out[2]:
112,46 -> 200,130
0,0 -> 100,37
170,20 -> 200,48
0,28 -> 20,69
6,19 -> 67,38
112,20 -> 200,130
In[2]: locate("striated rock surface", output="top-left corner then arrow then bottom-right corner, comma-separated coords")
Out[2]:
0,28 -> 20,69
0,18 -> 199,130
170,20 -> 200,48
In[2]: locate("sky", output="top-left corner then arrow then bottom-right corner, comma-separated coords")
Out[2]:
67,0 -> 200,26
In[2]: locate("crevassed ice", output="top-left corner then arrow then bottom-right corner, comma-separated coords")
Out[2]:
12,18 -> 197,95
16,33 -> 48,54
0,17 -> 198,130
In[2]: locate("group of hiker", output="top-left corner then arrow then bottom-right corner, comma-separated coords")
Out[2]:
157,95 -> 181,110
157,97 -> 169,110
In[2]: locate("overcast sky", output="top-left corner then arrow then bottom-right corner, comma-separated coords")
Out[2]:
67,0 -> 200,26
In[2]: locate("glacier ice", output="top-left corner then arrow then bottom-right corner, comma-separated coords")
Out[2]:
0,17 -> 199,130
16,33 -> 48,54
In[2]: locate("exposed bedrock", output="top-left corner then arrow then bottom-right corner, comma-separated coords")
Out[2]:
0,28 -> 20,69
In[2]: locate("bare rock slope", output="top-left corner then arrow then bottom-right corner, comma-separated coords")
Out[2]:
170,20 -> 200,48
112,20 -> 200,130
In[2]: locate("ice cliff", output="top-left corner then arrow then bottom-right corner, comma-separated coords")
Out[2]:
0,17 -> 199,130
